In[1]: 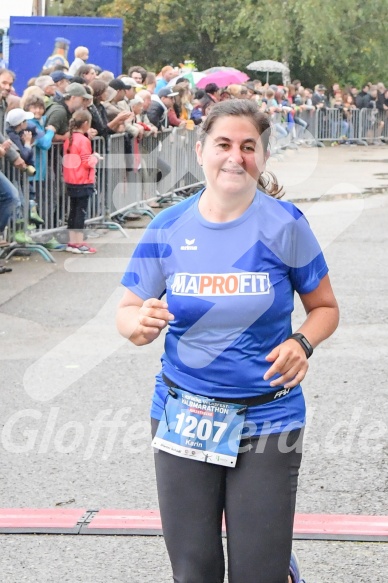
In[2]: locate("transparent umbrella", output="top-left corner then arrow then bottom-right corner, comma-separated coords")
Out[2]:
246,60 -> 290,84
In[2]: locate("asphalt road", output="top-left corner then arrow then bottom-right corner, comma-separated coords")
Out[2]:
1,145 -> 388,582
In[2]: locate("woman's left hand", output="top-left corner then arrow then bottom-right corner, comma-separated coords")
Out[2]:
263,340 -> 309,389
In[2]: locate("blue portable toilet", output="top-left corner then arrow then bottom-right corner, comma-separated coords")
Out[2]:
8,16 -> 123,95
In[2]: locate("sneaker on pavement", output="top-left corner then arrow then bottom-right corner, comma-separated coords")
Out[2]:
289,550 -> 306,583
43,237 -> 67,251
66,243 -> 96,254
14,231 -> 34,245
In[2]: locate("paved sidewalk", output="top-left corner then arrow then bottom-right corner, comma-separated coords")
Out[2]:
1,145 -> 388,582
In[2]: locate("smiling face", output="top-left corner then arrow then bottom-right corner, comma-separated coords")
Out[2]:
27,104 -> 45,120
0,72 -> 14,99
196,115 -> 267,199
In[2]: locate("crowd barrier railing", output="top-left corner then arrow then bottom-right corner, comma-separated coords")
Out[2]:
268,107 -> 388,149
0,155 -> 57,262
1,127 -> 206,258
1,108 -> 387,262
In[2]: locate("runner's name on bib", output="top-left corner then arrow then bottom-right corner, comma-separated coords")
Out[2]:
152,387 -> 246,467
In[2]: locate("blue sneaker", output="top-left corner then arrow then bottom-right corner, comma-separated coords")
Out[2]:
289,550 -> 306,583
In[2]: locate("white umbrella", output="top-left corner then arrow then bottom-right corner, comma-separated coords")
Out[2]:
247,60 -> 290,83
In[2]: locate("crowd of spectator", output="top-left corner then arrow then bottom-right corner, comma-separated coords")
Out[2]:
1,44 -> 388,272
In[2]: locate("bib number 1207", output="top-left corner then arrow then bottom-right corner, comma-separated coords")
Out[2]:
174,413 -> 227,443
152,387 -> 246,467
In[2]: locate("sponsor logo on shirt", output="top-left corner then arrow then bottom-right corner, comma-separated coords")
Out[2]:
171,272 -> 271,296
180,238 -> 198,251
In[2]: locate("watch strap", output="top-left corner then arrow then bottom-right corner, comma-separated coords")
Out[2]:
288,332 -> 313,358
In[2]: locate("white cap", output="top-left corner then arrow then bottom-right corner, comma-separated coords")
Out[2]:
120,76 -> 143,88
6,108 -> 34,127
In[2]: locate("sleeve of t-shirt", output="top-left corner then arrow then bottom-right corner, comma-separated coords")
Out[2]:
121,219 -> 169,300
287,210 -> 328,295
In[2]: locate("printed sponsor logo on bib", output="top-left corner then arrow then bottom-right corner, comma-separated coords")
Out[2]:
171,272 -> 271,296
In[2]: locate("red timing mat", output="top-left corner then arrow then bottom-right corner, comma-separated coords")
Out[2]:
0,509 -> 387,541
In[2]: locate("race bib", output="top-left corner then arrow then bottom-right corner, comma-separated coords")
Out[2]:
152,387 -> 246,467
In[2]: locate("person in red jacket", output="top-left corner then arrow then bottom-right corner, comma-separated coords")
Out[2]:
63,109 -> 102,253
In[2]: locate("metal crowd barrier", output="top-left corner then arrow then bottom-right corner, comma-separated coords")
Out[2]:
314,108 -> 388,145
359,109 -> 387,143
0,154 -> 57,262
2,109 -> 387,263
269,107 -> 388,148
1,128 -> 206,258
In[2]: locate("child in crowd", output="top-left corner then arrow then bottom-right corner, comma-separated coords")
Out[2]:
5,108 -> 45,233
62,109 -> 102,254
22,95 -> 65,249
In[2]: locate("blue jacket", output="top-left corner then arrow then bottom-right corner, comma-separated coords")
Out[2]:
6,125 -> 36,167
27,117 -> 55,181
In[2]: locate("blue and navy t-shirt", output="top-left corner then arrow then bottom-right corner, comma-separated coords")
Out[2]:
121,189 -> 328,435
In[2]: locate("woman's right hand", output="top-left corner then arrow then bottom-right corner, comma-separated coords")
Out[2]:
136,298 -> 174,343
116,291 -> 175,346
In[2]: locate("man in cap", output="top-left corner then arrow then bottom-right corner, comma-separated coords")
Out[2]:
50,70 -> 73,102
103,78 -> 127,121
113,77 -> 145,138
147,87 -> 179,130
312,84 -> 329,108
45,82 -> 94,142
120,76 -> 142,101
43,37 -> 70,70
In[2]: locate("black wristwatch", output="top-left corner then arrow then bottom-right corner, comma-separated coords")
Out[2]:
288,333 -> 314,358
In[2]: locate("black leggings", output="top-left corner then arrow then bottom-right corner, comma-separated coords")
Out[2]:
67,195 -> 90,230
152,418 -> 303,583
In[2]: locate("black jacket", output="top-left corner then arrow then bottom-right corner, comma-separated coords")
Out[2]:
147,100 -> 167,130
355,91 -> 371,109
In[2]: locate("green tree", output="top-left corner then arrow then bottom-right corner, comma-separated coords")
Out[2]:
234,0 -> 388,87
58,0 -> 388,87
61,0 -> 111,16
